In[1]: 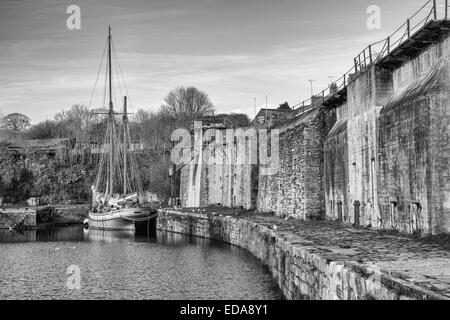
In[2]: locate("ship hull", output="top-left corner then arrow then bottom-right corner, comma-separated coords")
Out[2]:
88,208 -> 158,231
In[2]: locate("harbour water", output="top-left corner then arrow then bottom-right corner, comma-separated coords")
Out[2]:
0,226 -> 282,300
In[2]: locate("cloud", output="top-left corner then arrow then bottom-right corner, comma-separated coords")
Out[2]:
0,30 -> 394,121
0,0 -> 428,122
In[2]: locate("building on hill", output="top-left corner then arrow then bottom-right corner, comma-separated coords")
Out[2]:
250,105 -> 295,130
5,138 -> 76,156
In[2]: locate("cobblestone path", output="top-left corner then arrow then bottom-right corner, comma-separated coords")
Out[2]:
240,214 -> 450,298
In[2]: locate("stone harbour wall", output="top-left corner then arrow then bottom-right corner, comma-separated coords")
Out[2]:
157,211 -> 445,300
0,208 -> 36,229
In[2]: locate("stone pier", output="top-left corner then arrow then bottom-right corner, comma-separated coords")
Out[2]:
157,210 -> 450,300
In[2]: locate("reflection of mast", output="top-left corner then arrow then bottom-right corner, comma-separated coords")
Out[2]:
108,25 -> 114,197
123,96 -> 128,195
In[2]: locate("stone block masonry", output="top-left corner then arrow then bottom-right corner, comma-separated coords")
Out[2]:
157,210 -> 450,300
258,107 -> 336,220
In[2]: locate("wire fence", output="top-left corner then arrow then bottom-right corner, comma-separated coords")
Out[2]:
292,0 -> 450,113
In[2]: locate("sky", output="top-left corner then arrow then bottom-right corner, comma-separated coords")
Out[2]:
0,0 -> 432,123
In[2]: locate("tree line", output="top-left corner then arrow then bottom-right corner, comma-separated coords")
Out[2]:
0,86 -> 250,204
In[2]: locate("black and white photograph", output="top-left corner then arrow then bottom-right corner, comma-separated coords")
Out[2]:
0,0 -> 449,307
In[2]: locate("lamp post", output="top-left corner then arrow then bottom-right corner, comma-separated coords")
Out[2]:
308,79 -> 315,97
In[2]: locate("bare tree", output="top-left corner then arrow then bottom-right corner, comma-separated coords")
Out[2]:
0,109 -> 9,148
131,108 -> 177,149
162,86 -> 215,124
26,120 -> 67,140
1,113 -> 31,132
54,104 -> 93,139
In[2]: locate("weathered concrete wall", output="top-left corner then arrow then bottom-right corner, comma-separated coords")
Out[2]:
258,107 -> 335,220
179,30 -> 450,237
324,31 -> 450,236
179,165 -> 189,207
378,36 -> 450,235
324,102 -> 349,221
345,65 -> 393,228
157,211 -> 445,300
179,126 -> 255,210
207,163 -> 225,206
179,161 -> 202,208
179,122 -> 203,208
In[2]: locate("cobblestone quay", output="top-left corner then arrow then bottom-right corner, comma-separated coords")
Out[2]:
157,210 -> 450,300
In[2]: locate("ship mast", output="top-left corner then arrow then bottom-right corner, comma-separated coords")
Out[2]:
92,26 -> 142,200
123,96 -> 128,195
108,25 -> 114,197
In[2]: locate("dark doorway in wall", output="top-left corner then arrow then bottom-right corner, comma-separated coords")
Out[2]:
409,201 -> 422,235
192,164 -> 198,186
354,200 -> 361,226
389,199 -> 398,230
337,200 -> 343,221
251,164 -> 259,208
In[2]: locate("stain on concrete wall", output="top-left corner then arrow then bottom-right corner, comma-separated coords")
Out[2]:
378,37 -> 450,235
324,103 -> 349,222
179,125 -> 256,210
324,33 -> 450,236
178,30 -> 450,236
345,66 -> 393,228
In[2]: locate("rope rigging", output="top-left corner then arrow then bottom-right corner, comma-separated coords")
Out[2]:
90,28 -> 145,212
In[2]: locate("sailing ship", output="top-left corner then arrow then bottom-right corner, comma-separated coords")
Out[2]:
87,27 -> 158,231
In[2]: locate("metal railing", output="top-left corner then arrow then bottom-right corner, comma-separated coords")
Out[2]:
292,0 -> 450,112
292,64 -> 355,115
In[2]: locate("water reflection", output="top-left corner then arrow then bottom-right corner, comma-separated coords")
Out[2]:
0,225 -> 282,300
0,229 -> 37,242
0,225 -> 156,243
85,228 -> 136,243
0,226 -> 217,247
